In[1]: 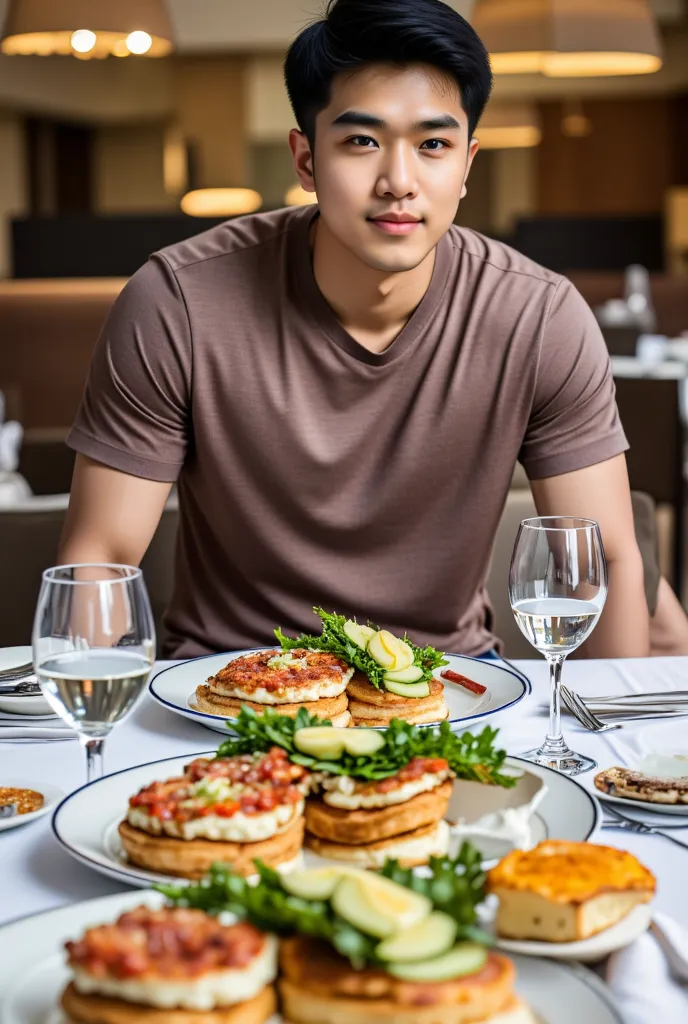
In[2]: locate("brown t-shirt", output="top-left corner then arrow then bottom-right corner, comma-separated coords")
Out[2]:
68,206 -> 628,658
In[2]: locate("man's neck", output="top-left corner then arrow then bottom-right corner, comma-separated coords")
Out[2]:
311,217 -> 436,354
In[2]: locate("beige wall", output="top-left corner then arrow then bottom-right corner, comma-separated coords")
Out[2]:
176,57 -> 247,187
94,124 -> 176,213
492,148 -> 537,234
0,113 -> 27,277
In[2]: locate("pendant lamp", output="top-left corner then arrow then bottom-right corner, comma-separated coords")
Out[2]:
472,0 -> 662,77
476,104 -> 542,149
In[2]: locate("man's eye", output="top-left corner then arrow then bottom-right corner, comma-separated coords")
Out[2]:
420,139 -> 447,151
348,135 -> 378,148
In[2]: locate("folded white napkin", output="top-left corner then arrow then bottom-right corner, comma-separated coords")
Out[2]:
605,912 -> 688,1023
0,726 -> 76,741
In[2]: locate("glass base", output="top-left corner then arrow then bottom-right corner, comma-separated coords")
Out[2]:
519,745 -> 597,776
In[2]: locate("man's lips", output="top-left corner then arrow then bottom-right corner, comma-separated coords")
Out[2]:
368,214 -> 423,236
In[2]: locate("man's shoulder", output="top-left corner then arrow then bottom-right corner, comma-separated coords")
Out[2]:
155,206 -> 307,274
447,225 -> 565,293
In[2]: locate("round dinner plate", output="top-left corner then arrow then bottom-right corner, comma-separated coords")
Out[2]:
595,788 -> 688,817
149,649 -> 531,736
491,902 -> 653,964
51,753 -> 599,889
0,779 -> 65,833
0,646 -> 53,717
0,890 -> 623,1024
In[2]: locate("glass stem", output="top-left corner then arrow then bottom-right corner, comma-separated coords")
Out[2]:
82,736 -> 106,782
543,654 -> 567,755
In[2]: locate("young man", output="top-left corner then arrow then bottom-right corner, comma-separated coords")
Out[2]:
60,0 -> 649,659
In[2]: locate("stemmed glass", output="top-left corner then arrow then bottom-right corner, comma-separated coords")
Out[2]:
32,564 -> 156,782
509,517 -> 607,776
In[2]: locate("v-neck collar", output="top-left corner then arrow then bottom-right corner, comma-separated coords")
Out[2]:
290,206 -> 453,367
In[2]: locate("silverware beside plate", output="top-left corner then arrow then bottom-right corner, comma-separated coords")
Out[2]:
601,802 -> 688,851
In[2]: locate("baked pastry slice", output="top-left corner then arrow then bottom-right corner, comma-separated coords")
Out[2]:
487,840 -> 656,942
595,766 -> 688,805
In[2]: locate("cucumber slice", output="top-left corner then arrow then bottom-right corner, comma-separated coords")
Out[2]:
331,875 -> 431,939
383,665 -> 424,684
344,621 -> 377,650
281,866 -> 357,901
375,911 -> 457,963
387,942 -> 488,982
294,726 -> 345,761
383,679 -> 430,699
341,729 -> 386,757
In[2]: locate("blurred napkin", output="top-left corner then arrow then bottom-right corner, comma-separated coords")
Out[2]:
605,912 -> 688,1023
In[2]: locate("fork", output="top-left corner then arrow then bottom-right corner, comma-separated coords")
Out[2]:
561,685 -> 622,732
602,802 -> 688,850
0,661 -> 34,682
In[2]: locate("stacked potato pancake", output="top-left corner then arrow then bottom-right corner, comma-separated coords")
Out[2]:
304,746 -> 453,868
195,649 -> 353,726
347,671 -> 448,726
62,906 -> 277,1024
119,747 -> 310,879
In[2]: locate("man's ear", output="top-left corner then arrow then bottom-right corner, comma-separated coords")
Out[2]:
289,129 -> 316,192
461,136 -> 481,199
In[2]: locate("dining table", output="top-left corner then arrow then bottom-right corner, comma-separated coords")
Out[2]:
2,655 -> 688,931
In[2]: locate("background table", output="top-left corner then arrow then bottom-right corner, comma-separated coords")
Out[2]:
2,657 -> 688,928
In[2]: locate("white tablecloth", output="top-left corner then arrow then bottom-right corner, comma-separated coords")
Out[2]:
2,656 -> 688,929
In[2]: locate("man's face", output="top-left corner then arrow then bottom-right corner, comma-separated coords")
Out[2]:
290,63 -> 479,274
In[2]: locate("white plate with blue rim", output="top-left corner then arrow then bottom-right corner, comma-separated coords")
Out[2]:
148,649 -> 531,736
0,890 -> 622,1024
49,752 -> 598,890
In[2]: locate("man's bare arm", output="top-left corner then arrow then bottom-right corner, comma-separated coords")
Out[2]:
59,455 -> 173,567
530,453 -> 649,658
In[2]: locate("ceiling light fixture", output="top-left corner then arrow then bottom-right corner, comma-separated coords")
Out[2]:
285,185 -> 318,207
0,0 -> 173,58
472,0 -> 662,77
476,103 -> 542,149
181,189 -> 263,218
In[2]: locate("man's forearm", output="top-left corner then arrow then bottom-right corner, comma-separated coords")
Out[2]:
583,552 -> 649,658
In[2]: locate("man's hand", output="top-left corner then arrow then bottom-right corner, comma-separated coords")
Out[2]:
530,454 -> 649,658
59,454 -> 173,568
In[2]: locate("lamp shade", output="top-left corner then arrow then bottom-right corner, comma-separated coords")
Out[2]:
472,0 -> 662,77
181,189 -> 263,217
476,103 -> 542,149
0,0 -> 174,57
285,185 -> 318,207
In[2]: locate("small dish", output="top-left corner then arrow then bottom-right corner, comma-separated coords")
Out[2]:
0,778 -> 65,832
0,646 -> 53,717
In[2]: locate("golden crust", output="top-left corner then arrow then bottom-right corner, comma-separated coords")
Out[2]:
194,686 -> 349,723
487,840 -> 657,904
0,786 -> 44,815
278,937 -> 517,1024
61,982 -> 276,1024
118,816 -> 304,880
304,820 -> 446,868
207,650 -> 351,698
346,675 -> 447,726
305,783 -> 452,844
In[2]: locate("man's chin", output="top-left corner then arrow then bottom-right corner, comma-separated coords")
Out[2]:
355,244 -> 434,275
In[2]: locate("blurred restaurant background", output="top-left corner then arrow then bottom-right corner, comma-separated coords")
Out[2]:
0,0 -> 687,654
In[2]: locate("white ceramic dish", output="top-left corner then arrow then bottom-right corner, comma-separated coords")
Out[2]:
0,890 -> 623,1024
0,646 -> 53,717
595,787 -> 688,817
149,649 -> 531,736
51,753 -> 599,889
0,779 -> 65,833
489,902 -> 653,964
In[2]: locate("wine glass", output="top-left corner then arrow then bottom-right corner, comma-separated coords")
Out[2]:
509,517 -> 607,776
32,564 -> 156,782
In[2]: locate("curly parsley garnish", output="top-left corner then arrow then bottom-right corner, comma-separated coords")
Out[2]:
157,845 -> 488,968
215,705 -> 516,788
274,607 -> 448,690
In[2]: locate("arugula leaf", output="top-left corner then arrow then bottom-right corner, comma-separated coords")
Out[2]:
215,707 -> 516,788
158,843 -> 487,969
275,607 -> 448,690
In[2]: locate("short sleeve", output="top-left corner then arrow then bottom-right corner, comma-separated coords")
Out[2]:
519,279 -> 628,480
67,255 -> 192,482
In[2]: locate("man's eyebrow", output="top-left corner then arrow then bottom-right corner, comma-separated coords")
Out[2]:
331,111 -> 461,132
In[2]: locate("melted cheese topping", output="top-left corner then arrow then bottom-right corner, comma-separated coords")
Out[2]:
321,771 -> 449,809
127,798 -> 304,841
342,819 -> 450,868
73,934 -> 277,1010
488,840 -> 656,903
224,672 -> 352,704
